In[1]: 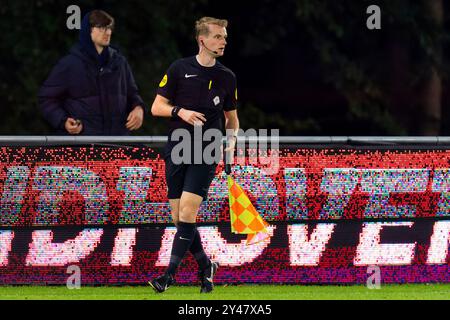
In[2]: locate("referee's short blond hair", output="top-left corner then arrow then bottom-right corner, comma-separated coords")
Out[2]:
195,17 -> 228,40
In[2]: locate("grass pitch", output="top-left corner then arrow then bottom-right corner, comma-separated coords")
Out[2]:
0,284 -> 448,300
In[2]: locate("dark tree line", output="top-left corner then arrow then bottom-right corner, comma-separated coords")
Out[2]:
0,0 -> 448,135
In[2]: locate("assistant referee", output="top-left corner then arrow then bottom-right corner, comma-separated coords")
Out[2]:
149,17 -> 240,294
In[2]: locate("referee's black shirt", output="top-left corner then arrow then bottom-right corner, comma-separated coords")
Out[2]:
157,56 -> 237,137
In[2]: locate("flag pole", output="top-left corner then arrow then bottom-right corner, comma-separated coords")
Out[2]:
223,137 -> 232,175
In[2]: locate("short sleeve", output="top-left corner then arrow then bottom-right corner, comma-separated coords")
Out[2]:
156,61 -> 179,102
223,73 -> 237,111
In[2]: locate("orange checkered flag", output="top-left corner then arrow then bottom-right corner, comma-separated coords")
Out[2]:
227,175 -> 270,245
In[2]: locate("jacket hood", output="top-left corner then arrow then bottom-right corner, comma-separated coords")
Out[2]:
79,11 -> 110,67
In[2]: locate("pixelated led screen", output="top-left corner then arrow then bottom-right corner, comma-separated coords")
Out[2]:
0,146 -> 449,285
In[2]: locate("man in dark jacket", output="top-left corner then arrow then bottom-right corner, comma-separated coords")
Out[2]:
38,10 -> 147,135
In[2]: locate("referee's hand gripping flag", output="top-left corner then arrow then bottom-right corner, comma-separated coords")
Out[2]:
224,138 -> 270,245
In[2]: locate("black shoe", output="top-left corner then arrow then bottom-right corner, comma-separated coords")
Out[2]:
200,262 -> 219,293
148,273 -> 175,293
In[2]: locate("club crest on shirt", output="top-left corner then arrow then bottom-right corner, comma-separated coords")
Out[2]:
159,74 -> 168,88
213,96 -> 220,106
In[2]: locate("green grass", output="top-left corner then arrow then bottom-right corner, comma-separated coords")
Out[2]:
0,284 -> 448,300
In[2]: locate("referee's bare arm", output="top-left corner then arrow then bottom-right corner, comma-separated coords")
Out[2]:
151,94 -> 207,125
224,110 -> 239,151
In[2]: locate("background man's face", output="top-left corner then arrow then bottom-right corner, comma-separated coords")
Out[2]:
91,26 -> 112,47
202,24 -> 227,56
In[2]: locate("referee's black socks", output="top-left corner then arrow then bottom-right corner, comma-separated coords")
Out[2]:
167,221 -> 196,276
190,228 -> 211,271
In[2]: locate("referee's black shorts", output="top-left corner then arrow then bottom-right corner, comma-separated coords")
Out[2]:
164,155 -> 218,201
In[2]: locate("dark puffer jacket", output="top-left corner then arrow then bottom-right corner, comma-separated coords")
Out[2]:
38,12 -> 147,135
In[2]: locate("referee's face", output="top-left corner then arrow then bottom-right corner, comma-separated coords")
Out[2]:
204,24 -> 228,56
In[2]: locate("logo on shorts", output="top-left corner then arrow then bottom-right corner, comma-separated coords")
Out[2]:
213,96 -> 220,106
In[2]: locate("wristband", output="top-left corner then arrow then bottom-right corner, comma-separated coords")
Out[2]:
171,106 -> 181,118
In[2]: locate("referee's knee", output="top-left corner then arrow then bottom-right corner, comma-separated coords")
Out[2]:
178,204 -> 199,223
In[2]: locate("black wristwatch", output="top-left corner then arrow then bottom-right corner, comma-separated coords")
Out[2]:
171,106 -> 181,118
